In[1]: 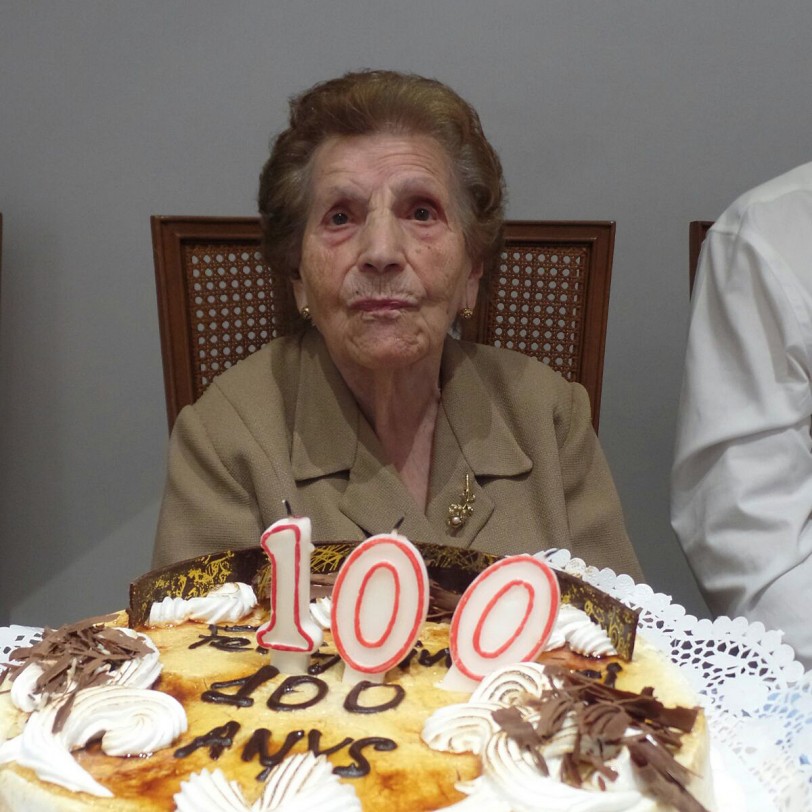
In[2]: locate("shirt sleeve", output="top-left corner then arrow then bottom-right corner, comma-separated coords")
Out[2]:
671,215 -> 812,668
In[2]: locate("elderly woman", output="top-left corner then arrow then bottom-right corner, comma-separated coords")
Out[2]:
152,70 -> 642,581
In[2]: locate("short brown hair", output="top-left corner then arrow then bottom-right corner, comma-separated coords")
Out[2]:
258,69 -> 505,280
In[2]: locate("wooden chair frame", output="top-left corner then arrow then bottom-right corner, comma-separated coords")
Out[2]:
152,216 -> 615,433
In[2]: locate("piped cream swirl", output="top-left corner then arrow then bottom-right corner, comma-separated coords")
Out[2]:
174,753 -> 361,812
0,685 -> 187,797
148,582 -> 257,626
542,604 -> 617,657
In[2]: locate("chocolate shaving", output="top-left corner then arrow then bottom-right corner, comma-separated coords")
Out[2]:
492,706 -> 549,776
493,666 -> 708,811
4,614 -> 153,733
628,737 -> 709,812
492,706 -> 540,748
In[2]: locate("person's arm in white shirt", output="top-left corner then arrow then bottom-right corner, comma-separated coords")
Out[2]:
671,213 -> 812,668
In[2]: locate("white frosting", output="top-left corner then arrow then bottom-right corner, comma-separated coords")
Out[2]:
309,596 -> 332,630
173,768 -> 251,812
60,685 -> 187,757
148,582 -> 257,626
421,701 -> 503,754
174,753 -> 361,812
0,685 -> 187,797
470,661 -> 557,705
543,604 -> 617,657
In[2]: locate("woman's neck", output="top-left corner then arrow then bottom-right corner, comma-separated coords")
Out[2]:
338,358 -> 442,512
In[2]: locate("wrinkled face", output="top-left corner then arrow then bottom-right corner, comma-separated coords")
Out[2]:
294,133 -> 481,375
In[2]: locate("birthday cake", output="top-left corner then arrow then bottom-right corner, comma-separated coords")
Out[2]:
0,537 -> 714,812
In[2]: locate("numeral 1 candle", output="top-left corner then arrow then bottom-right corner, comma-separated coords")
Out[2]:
256,514 -> 323,674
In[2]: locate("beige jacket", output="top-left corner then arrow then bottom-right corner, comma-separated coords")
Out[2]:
153,330 -> 642,580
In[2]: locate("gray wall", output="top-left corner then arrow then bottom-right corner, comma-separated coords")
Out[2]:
2,1 -> 811,626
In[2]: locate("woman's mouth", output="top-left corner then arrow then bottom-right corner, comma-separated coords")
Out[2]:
352,298 -> 416,313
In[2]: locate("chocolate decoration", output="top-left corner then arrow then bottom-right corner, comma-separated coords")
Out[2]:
604,662 -> 622,688
129,548 -> 267,627
343,681 -> 406,714
3,615 -> 152,733
398,642 -> 450,670
308,653 -> 342,676
189,624 -> 254,652
174,720 -> 241,760
129,542 -> 639,659
242,728 -> 305,782
307,729 -> 354,757
417,647 -> 451,668
267,675 -> 329,711
202,664 -> 279,707
333,737 -> 398,778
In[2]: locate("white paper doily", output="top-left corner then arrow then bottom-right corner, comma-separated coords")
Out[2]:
542,549 -> 812,812
2,562 -> 810,811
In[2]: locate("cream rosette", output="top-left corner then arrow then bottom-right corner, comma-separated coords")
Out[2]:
174,753 -> 361,812
0,684 -> 187,797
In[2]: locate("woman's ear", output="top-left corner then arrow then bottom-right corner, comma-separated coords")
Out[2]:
464,260 -> 484,309
292,276 -> 306,311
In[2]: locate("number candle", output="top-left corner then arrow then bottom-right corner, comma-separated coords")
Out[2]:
331,530 -> 429,685
256,514 -> 324,674
441,554 -> 560,692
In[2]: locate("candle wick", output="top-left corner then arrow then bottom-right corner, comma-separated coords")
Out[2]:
283,499 -> 292,517
393,516 -> 405,532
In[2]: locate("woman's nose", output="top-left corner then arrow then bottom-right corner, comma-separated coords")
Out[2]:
357,212 -> 405,273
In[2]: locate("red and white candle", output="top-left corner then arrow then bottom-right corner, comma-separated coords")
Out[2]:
331,531 -> 429,685
442,554 -> 560,692
256,515 -> 324,674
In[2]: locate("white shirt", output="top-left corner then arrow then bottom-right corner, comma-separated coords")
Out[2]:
671,161 -> 812,669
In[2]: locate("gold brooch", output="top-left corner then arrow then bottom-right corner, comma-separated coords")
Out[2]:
447,473 -> 475,530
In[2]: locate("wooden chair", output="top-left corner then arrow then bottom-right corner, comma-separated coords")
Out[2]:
689,220 -> 714,295
152,216 -> 616,433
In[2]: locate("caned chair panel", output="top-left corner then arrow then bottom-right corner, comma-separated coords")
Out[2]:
689,220 -> 714,295
461,220 -> 614,432
152,216 -> 615,433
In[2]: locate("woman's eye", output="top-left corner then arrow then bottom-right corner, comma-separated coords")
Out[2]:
329,211 -> 349,226
412,206 -> 433,222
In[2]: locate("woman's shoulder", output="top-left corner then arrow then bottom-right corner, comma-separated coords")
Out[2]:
188,333 -> 306,421
454,339 -> 574,393
447,339 -> 591,449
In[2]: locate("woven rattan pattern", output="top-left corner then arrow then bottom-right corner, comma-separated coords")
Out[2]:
184,242 -> 298,400
485,244 -> 586,382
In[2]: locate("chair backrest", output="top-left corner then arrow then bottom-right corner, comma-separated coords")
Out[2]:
689,220 -> 714,295
152,216 -> 616,433
461,220 -> 614,432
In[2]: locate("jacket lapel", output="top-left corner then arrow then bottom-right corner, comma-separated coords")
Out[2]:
426,340 -> 532,547
288,333 -> 532,546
